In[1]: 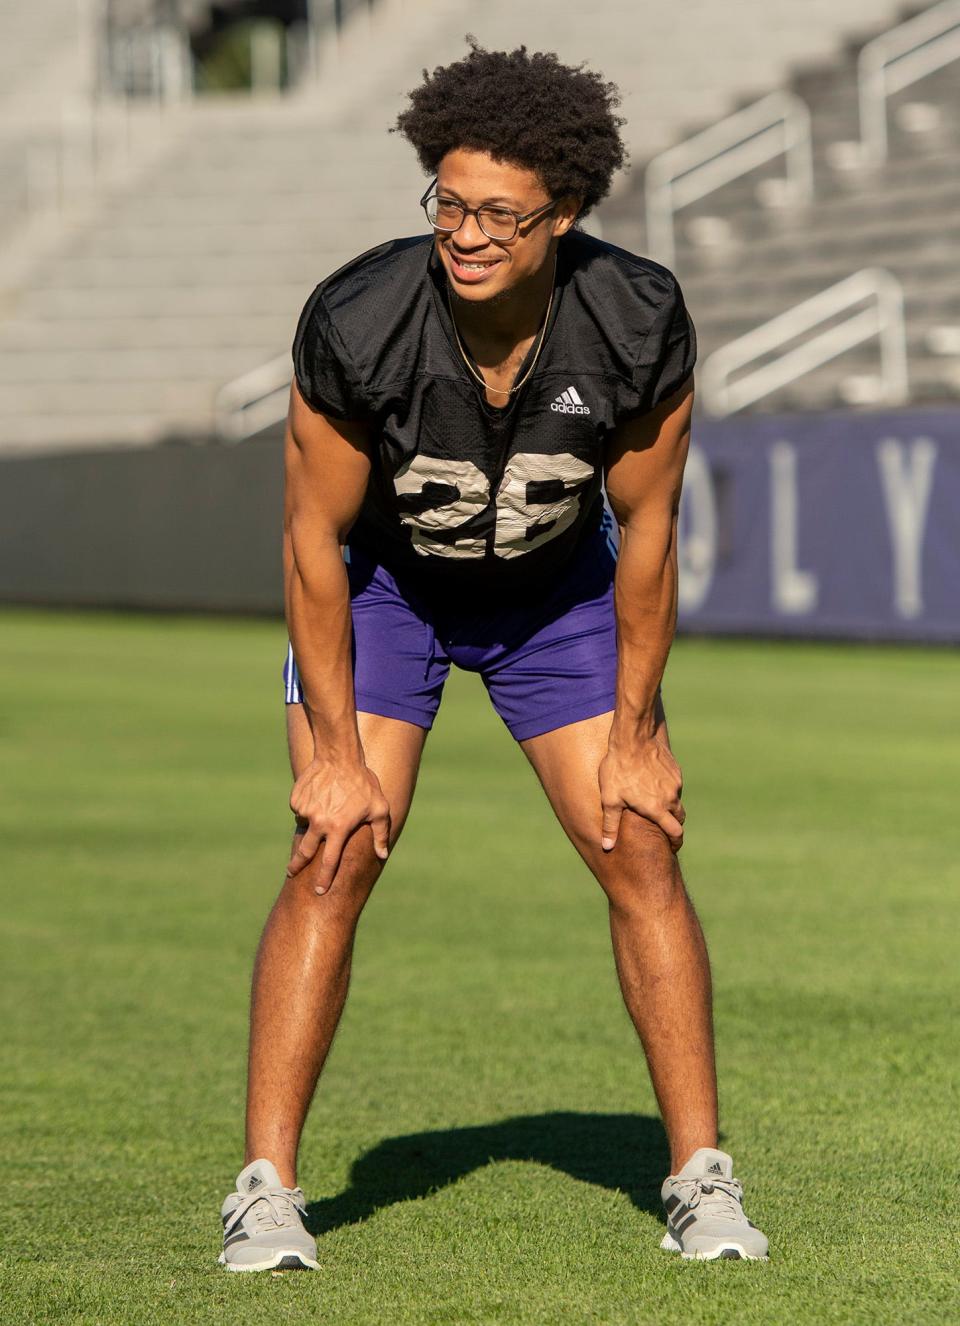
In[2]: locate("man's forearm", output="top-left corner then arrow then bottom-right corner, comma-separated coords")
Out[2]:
608,518 -> 678,746
284,531 -> 362,763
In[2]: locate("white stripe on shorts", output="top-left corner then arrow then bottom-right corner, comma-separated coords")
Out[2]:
285,641 -> 303,704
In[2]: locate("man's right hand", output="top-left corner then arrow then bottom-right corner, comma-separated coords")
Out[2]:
286,757 -> 391,894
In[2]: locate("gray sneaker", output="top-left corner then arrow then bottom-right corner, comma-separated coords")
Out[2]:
660,1147 -> 769,1261
219,1159 -> 319,1272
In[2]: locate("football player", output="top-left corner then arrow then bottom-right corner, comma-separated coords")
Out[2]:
219,41 -> 769,1269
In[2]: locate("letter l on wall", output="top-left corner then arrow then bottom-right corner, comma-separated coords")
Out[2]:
770,440 -> 818,615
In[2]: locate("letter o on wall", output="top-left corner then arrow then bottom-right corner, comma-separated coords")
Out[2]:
677,446 -> 717,613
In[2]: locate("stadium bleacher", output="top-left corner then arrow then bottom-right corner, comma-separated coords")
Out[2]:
0,0 -> 89,246
602,19 -> 960,414
0,0 -> 955,452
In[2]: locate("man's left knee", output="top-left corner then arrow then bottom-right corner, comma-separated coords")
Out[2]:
597,814 -> 685,911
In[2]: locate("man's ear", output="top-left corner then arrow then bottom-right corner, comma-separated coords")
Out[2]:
553,195 -> 583,237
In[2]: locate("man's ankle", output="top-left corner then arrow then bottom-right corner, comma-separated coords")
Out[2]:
243,1151 -> 298,1189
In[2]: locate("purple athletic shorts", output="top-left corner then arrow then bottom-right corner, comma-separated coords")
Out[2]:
282,518 -> 619,742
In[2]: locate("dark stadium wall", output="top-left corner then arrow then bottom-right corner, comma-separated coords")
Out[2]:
0,434 -> 285,614
1,410 -> 958,640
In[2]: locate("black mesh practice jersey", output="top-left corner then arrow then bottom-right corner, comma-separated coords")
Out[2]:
292,229 -> 696,595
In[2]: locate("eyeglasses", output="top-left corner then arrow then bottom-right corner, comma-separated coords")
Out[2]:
420,178 -> 559,242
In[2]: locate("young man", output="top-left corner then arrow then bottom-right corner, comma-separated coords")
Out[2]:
218,42 -> 769,1270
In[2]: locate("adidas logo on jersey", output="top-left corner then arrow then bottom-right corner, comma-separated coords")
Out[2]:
550,385 -> 591,415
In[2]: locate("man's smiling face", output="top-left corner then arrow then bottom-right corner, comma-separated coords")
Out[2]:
431,148 -> 578,304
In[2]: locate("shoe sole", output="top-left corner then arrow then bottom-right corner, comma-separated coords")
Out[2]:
660,1232 -> 768,1261
218,1250 -> 319,1272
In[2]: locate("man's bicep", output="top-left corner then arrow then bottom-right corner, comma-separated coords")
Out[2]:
604,375 -> 694,526
284,378 -> 373,543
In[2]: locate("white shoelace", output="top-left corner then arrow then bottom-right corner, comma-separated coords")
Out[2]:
672,1176 -> 745,1222
224,1185 -> 306,1238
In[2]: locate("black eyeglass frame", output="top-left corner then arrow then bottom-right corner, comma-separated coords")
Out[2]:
419,177 -> 560,242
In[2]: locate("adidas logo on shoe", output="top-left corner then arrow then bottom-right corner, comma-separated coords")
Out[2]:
707,1162 -> 724,1174
550,385 -> 590,415
247,1175 -> 263,1190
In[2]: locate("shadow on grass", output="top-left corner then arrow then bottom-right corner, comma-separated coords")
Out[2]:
305,1112 -> 669,1236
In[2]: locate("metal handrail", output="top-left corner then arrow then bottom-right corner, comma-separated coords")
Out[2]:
215,354 -> 292,441
859,0 -> 960,163
644,92 -> 813,267
700,268 -> 908,416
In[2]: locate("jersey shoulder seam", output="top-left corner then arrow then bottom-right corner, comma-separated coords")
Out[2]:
569,231 -> 679,289
311,237 -> 434,406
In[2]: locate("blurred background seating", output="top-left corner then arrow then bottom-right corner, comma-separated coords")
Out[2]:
1,0 -> 957,453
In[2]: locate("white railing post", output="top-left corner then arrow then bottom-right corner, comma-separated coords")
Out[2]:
215,356 -> 294,442
858,0 -> 960,164
701,269 -> 908,416
877,272 -> 909,406
858,43 -> 889,164
645,92 -> 813,267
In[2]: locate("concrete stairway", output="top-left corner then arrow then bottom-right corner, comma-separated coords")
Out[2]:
602,30 -> 960,413
0,0 -> 85,108
0,0 -> 93,243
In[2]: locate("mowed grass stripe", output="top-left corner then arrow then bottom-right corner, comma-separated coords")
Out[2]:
1,609 -> 957,1325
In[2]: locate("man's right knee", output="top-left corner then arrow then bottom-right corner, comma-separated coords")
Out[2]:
281,825 -> 385,921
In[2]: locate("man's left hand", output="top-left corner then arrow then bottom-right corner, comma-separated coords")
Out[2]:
598,736 -> 685,854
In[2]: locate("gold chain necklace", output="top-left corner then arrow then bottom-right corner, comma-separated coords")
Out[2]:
446,255 -> 558,398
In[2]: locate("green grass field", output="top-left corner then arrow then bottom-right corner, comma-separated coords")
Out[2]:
1,608 -> 957,1325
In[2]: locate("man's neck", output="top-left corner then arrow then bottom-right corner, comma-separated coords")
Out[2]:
448,246 -> 558,351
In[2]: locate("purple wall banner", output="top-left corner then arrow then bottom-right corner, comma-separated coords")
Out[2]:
676,409 -> 960,641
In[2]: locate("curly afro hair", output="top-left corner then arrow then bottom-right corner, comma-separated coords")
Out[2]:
393,38 -> 626,217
